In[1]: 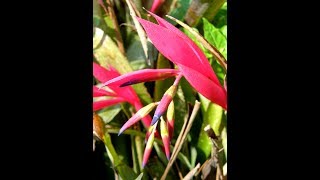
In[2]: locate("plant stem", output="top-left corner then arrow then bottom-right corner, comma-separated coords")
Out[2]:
103,131 -> 120,166
105,0 -> 125,54
174,73 -> 183,86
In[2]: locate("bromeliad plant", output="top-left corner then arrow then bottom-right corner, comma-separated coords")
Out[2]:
100,10 -> 227,167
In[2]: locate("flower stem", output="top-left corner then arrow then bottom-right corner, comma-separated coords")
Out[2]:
102,131 -> 121,166
173,73 -> 183,86
105,0 -> 125,54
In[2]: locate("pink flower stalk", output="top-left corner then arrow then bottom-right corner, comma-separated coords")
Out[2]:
137,11 -> 227,110
103,69 -> 179,87
93,97 -> 126,111
150,0 -> 165,13
93,62 -> 152,127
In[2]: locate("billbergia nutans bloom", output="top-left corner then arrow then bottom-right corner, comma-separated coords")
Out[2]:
99,10 -> 227,167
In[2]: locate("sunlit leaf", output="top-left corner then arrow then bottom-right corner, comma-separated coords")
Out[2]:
93,27 -> 153,105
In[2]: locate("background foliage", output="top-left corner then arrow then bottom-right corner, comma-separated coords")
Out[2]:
93,0 -> 227,179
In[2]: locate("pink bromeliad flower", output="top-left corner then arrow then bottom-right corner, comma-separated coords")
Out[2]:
100,10 -> 227,167
93,62 -> 153,127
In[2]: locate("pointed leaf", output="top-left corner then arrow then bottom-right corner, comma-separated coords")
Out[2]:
96,104 -> 122,124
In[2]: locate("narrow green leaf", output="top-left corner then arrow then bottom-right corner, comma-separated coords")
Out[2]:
117,163 -> 138,180
190,146 -> 197,168
135,173 -> 144,180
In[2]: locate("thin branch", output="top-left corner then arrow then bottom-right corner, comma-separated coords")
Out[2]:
175,162 -> 184,180
161,100 -> 201,180
105,0 -> 125,54
183,163 -> 201,180
128,0 -> 141,17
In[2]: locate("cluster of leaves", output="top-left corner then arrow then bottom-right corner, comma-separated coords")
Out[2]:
93,0 -> 227,179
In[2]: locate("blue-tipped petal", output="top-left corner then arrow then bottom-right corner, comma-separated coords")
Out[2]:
166,154 -> 170,160
118,128 -> 124,136
151,115 -> 160,125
